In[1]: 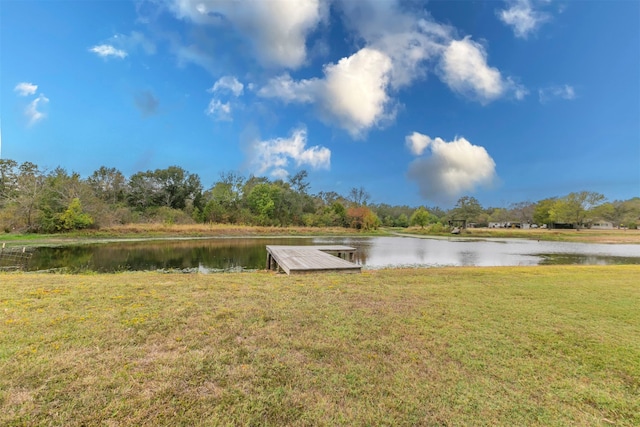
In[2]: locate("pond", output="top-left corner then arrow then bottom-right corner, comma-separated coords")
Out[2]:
26,236 -> 640,273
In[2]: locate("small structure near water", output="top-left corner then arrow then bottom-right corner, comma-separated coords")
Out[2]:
266,245 -> 361,275
0,243 -> 34,271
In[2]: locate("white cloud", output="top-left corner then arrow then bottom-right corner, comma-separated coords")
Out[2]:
171,41 -> 216,73
111,31 -> 157,55
14,82 -> 38,96
497,0 -> 550,39
127,31 -> 156,55
406,132 -> 431,156
25,94 -> 50,126
512,80 -> 529,100
438,37 -> 525,104
319,48 -> 393,137
89,44 -> 128,59
210,76 -> 244,97
205,99 -> 232,121
339,0 -> 527,104
167,0 -> 524,135
257,73 -> 318,103
337,1 -> 450,89
439,37 -> 504,102
260,19 -> 523,136
206,76 -> 245,120
249,127 -> 330,178
407,133 -> 497,202
259,47 -> 393,138
168,0 -> 327,69
538,84 -> 576,103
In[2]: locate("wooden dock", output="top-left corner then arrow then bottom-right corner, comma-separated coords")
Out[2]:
265,245 -> 361,275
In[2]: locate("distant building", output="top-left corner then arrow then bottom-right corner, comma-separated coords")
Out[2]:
550,223 -> 575,229
488,222 -> 529,229
590,220 -> 614,229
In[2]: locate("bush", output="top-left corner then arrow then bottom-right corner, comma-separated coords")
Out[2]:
427,222 -> 448,233
57,198 -> 94,231
149,207 -> 196,225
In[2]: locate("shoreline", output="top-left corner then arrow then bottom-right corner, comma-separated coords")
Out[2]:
0,225 -> 638,247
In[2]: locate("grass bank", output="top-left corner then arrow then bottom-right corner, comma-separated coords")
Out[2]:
2,224 -> 638,247
0,224 -> 387,247
397,227 -> 640,244
2,266 -> 639,426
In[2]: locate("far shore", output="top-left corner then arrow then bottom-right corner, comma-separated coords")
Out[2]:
0,224 -> 638,247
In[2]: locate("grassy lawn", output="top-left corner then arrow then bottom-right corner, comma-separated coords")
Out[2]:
1,266 -> 639,426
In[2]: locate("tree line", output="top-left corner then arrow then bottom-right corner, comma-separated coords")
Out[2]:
0,159 -> 638,233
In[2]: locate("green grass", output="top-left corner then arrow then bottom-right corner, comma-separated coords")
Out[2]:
1,266 -> 639,426
397,227 -> 640,244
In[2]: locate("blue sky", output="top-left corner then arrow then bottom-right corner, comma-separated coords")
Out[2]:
2,0 -> 639,207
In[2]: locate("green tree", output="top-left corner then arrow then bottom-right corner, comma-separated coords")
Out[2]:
246,183 -> 279,225
550,191 -> 605,228
591,200 -> 636,228
488,207 -> 510,223
154,166 -> 202,210
0,159 -> 19,207
36,168 -> 101,231
618,198 -> 640,228
410,207 -> 432,228
87,166 -> 126,204
127,166 -> 202,212
14,162 -> 46,231
288,170 -> 310,194
127,171 -> 158,211
57,198 -> 94,231
331,202 -> 347,226
450,196 -> 483,223
510,201 -> 535,224
395,213 -> 409,227
533,198 -> 556,226
316,191 -> 344,206
202,172 -> 245,223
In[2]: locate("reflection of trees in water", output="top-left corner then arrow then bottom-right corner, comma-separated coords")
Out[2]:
352,243 -> 371,265
29,238 -> 318,272
30,238 -> 640,272
29,246 -> 94,271
459,251 -> 478,266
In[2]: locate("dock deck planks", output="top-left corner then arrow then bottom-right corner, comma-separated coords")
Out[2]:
266,245 -> 361,275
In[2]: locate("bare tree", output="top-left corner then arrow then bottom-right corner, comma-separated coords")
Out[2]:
348,186 -> 370,207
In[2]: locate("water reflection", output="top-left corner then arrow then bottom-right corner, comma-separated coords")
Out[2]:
27,236 -> 640,273
30,238 -> 299,273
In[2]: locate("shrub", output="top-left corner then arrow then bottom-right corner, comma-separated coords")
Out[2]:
57,198 -> 94,231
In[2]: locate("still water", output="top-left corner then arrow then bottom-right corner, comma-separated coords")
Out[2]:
27,236 -> 640,273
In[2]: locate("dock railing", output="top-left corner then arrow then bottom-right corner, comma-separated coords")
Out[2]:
0,243 -> 34,271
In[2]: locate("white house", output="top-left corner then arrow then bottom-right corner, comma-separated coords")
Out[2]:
590,220 -> 614,229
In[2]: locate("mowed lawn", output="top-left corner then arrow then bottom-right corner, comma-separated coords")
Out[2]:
1,266 -> 638,426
